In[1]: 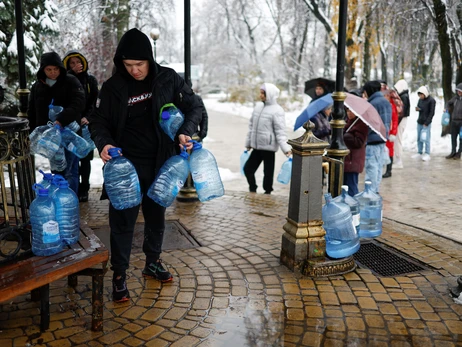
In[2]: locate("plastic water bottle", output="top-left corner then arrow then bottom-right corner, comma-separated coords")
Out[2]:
147,149 -> 190,207
61,127 -> 91,158
29,124 -> 51,154
442,112 -> 450,126
48,102 -> 63,122
52,180 -> 80,245
37,170 -> 54,190
103,147 -> 141,210
277,157 -> 292,184
82,125 -> 96,151
333,185 -> 360,234
65,121 -> 80,133
240,150 -> 250,175
48,174 -> 67,196
159,103 -> 184,141
354,181 -> 383,238
189,141 -> 224,202
420,128 -> 428,141
49,146 -> 67,171
30,185 -> 62,256
35,124 -> 62,158
322,193 -> 360,258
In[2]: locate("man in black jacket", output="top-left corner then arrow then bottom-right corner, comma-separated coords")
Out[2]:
28,52 -> 85,194
89,28 -> 202,303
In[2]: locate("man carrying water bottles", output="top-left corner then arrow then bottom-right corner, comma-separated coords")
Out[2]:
89,28 -> 203,303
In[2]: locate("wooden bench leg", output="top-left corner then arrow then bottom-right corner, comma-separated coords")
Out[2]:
40,284 -> 50,332
91,273 -> 104,331
31,288 -> 41,302
68,274 -> 78,287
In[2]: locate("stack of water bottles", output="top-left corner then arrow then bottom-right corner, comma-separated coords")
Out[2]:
159,103 -> 184,141
148,140 -> 224,207
29,175 -> 80,256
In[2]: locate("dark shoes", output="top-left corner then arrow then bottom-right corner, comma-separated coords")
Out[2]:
446,152 -> 456,159
142,260 -> 173,282
382,172 -> 392,178
454,152 -> 461,159
79,192 -> 89,202
112,274 -> 130,302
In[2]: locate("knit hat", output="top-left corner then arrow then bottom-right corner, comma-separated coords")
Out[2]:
456,83 -> 462,93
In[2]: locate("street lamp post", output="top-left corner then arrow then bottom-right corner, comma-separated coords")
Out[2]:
14,0 -> 29,117
150,28 -> 160,61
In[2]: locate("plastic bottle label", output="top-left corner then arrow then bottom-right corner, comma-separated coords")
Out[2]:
381,209 -> 383,221
352,214 -> 360,227
42,221 -> 60,243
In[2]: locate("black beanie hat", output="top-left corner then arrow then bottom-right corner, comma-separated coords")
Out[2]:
362,81 -> 381,97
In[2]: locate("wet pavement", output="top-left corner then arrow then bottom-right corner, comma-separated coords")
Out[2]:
1,109 -> 462,346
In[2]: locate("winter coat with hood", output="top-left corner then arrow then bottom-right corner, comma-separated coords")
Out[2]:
89,28 -> 202,177
394,79 -> 410,121
62,50 -> 99,120
343,115 -> 368,173
446,83 -> 462,121
364,82 -> 391,144
27,52 -> 85,131
416,86 -> 436,126
245,83 -> 291,153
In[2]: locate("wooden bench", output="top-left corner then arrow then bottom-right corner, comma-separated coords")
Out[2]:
0,221 -> 108,331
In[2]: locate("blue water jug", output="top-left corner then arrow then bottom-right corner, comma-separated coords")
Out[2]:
61,127 -> 91,158
30,185 -> 63,256
277,157 -> 293,184
36,124 -> 62,159
65,121 -> 80,133
103,147 -> 142,210
240,150 -> 250,176
48,101 -> 63,122
49,146 -> 67,171
322,193 -> 360,259
189,141 -> 224,202
52,180 -> 80,245
442,112 -> 450,126
82,125 -> 96,151
29,124 -> 51,155
48,174 -> 67,196
147,149 -> 190,207
159,103 -> 184,141
354,181 -> 383,238
37,170 -> 54,190
333,185 -> 360,234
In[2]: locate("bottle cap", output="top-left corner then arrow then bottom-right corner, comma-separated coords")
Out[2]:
58,181 -> 69,188
161,111 -> 171,120
38,189 -> 49,196
341,185 -> 349,191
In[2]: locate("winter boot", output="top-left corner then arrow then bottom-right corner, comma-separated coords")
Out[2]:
382,157 -> 393,178
446,152 -> 456,159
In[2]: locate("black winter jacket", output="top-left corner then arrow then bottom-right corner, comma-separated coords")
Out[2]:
27,52 -> 85,130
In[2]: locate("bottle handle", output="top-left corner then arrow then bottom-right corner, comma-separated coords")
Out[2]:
159,103 -> 177,121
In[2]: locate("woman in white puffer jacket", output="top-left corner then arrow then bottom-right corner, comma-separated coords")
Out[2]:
244,83 -> 292,194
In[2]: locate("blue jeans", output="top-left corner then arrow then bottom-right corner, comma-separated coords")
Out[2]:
365,143 -> 385,193
52,149 -> 79,195
343,172 -> 359,197
417,124 -> 431,155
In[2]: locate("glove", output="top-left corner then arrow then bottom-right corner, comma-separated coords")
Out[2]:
246,147 -> 251,151
389,135 -> 396,142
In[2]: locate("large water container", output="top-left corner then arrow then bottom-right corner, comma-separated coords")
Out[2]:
354,181 -> 383,238
29,124 -> 51,155
322,193 -> 360,259
65,121 -> 80,133
333,185 -> 360,234
35,124 -> 62,158
48,174 -> 67,196
61,127 -> 91,158
48,102 -> 63,122
49,146 -> 67,171
147,149 -> 190,207
277,157 -> 293,184
30,185 -> 63,256
52,180 -> 80,245
240,150 -> 250,175
159,103 -> 184,141
82,125 -> 96,151
103,147 -> 141,210
37,170 -> 54,190
189,141 -> 224,202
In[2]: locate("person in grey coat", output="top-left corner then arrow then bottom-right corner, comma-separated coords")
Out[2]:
244,83 -> 291,194
445,83 -> 462,159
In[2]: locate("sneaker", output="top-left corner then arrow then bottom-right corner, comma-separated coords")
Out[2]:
393,161 -> 403,169
422,153 -> 431,161
411,153 -> 422,159
112,274 -> 130,302
142,260 -> 173,282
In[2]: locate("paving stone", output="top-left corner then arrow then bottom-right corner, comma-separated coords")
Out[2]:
387,321 -> 408,335
358,297 -> 378,310
305,306 -> 324,318
426,321 -> 449,335
319,293 -> 340,306
398,307 -> 420,320
337,292 -> 357,304
379,278 -> 400,288
445,320 -> 462,335
287,308 -> 304,320
346,317 -> 366,331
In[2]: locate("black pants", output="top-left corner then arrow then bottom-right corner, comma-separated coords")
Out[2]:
450,120 -> 462,153
109,161 -> 166,275
78,150 -> 93,195
243,149 -> 275,193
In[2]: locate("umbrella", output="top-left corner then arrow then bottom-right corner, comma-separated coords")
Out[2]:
344,93 -> 387,141
304,77 -> 336,99
294,93 -> 333,131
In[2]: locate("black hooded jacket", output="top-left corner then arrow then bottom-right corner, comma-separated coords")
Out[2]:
63,50 -> 99,119
89,28 -> 203,178
27,52 -> 85,130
